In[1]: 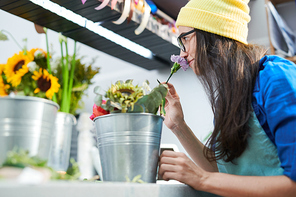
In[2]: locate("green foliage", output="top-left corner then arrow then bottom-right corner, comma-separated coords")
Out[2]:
51,158 -> 81,180
54,57 -> 100,115
0,30 -> 8,41
2,148 -> 47,168
125,174 -> 145,183
97,81 -> 168,115
129,83 -> 168,114
1,148 -> 81,180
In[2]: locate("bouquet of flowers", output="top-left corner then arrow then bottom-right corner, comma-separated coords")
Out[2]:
89,55 -> 189,120
0,47 -> 60,99
0,27 -> 99,115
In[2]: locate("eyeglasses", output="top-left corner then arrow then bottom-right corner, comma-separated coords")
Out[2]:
177,29 -> 195,52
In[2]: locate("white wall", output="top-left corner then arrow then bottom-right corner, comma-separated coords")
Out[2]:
1,1 -> 294,155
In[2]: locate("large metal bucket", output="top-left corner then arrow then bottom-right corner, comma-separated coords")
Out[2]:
94,113 -> 164,183
0,96 -> 59,165
48,112 -> 76,171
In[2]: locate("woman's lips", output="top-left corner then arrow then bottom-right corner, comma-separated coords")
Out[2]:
188,59 -> 194,67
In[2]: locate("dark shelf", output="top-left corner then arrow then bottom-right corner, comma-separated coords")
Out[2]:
0,0 -> 182,70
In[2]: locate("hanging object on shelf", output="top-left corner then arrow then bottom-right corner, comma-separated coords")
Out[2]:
146,0 -> 157,14
134,0 -> 151,35
113,0 -> 131,25
81,0 -> 87,4
111,0 -> 118,10
95,0 -> 110,10
127,0 -> 135,24
135,0 -> 145,13
34,24 -> 46,34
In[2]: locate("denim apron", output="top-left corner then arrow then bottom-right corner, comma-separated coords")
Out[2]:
216,112 -> 284,176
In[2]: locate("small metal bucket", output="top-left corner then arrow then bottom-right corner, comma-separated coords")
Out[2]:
94,113 -> 164,183
0,96 -> 59,165
47,112 -> 76,171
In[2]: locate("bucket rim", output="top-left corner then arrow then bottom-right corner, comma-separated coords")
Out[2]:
93,112 -> 164,122
56,111 -> 77,125
0,96 -> 60,110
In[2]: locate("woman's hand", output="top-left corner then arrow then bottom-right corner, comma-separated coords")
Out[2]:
162,83 -> 185,132
158,150 -> 209,190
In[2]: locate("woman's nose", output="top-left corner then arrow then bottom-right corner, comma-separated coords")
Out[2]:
179,49 -> 187,58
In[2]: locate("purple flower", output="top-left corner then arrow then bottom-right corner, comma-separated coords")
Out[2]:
81,0 -> 87,4
170,55 -> 189,71
166,55 -> 189,83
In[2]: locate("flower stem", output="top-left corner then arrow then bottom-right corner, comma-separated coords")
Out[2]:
63,42 -> 70,113
60,42 -> 67,112
45,31 -> 52,74
166,73 -> 173,83
67,41 -> 77,113
44,30 -> 56,102
2,30 -> 23,51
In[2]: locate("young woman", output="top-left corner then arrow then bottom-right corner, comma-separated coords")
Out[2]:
158,0 -> 296,196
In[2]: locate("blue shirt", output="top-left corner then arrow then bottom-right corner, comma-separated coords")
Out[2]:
252,55 -> 296,181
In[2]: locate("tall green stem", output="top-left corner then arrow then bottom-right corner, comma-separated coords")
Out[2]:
45,31 -> 52,74
60,42 -> 67,112
44,30 -> 56,102
64,42 -> 70,113
67,41 -> 77,112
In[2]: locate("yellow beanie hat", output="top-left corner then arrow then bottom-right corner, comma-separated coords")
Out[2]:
175,0 -> 250,44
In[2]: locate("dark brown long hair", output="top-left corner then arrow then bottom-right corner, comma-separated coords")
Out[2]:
193,29 -> 267,163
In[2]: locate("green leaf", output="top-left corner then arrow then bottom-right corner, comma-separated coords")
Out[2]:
2,148 -> 48,168
0,31 -> 8,41
202,131 -> 213,143
130,84 -> 168,114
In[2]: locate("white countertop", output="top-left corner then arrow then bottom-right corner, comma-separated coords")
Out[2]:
0,180 -> 219,197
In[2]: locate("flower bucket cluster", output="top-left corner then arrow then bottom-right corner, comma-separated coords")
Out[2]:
90,80 -> 168,120
90,55 -> 189,120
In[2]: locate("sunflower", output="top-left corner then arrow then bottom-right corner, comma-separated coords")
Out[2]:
4,51 -> 33,87
32,68 -> 60,99
105,80 -> 144,112
28,48 -> 48,70
28,48 -> 47,58
0,64 -> 10,96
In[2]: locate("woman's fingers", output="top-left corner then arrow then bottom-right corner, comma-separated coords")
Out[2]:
161,171 -> 182,182
161,150 -> 187,159
159,151 -> 188,178
159,151 -> 203,185
160,82 -> 178,100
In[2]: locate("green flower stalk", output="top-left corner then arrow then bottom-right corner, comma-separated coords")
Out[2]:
43,27 -> 57,102
161,55 -> 189,115
0,30 -> 23,51
59,33 -> 76,113
68,41 -> 77,110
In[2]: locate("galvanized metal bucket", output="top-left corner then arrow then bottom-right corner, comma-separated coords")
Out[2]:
0,96 -> 59,165
94,113 -> 164,183
47,112 -> 76,171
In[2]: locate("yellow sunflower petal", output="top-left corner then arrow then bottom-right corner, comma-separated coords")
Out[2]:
34,88 -> 40,94
4,51 -> 31,87
0,77 -> 9,96
28,48 -> 47,58
45,74 -> 60,99
32,68 -> 43,81
7,76 -> 21,87
0,64 -> 6,74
